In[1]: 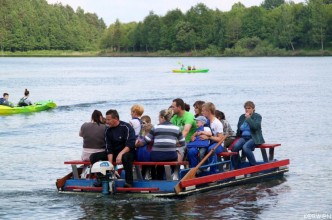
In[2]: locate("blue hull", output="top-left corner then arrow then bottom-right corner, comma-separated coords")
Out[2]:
57,159 -> 289,197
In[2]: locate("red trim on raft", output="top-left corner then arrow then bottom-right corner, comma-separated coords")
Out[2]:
116,187 -> 160,192
65,186 -> 103,192
180,159 -> 290,188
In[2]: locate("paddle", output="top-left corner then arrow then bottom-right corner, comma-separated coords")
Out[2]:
174,134 -> 228,194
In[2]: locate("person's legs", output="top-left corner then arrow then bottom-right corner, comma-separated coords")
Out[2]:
242,139 -> 256,166
207,143 -> 223,173
188,147 -> 199,168
156,165 -> 164,180
122,151 -> 135,186
89,151 -> 108,186
150,151 -> 177,180
198,148 -> 207,161
207,143 -> 223,163
150,166 -> 157,180
230,138 -> 245,169
89,151 -> 108,164
176,146 -> 185,162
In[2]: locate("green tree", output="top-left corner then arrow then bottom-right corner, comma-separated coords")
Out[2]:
261,0 -> 286,10
185,3 -> 215,50
308,0 -> 329,50
224,4 -> 244,48
160,9 -> 184,51
174,21 -> 196,51
141,11 -> 161,51
241,6 -> 265,39
113,19 -> 122,51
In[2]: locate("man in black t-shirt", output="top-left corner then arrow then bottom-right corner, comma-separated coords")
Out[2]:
90,109 -> 136,187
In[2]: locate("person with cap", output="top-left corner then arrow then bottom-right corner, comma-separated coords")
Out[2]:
187,115 -> 212,168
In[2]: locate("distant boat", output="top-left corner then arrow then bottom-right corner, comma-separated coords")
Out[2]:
172,69 -> 209,73
0,100 -> 57,115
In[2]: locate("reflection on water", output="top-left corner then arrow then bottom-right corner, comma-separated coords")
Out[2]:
178,178 -> 289,219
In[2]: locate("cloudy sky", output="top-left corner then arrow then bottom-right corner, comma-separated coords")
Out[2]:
46,0 -> 304,25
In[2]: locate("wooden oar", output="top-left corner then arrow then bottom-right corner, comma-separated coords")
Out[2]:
174,134 -> 228,194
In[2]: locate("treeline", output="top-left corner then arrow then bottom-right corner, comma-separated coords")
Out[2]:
0,0 -> 331,55
0,0 -> 106,52
100,0 -> 332,55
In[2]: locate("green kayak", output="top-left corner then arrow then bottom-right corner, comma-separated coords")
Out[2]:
172,69 -> 209,73
0,100 -> 57,115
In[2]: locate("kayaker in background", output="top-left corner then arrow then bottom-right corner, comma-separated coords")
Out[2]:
187,66 -> 192,70
192,66 -> 196,70
79,110 -> 106,161
180,64 -> 186,70
0,93 -> 14,107
231,101 -> 265,169
18,89 -> 32,106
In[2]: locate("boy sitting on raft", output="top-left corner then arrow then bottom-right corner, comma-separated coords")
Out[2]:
187,116 -> 212,168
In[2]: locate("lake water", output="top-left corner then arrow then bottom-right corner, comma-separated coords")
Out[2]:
0,57 -> 331,219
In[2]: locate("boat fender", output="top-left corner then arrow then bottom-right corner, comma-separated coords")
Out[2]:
91,161 -> 114,175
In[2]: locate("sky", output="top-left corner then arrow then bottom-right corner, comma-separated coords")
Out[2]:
46,0 -> 305,26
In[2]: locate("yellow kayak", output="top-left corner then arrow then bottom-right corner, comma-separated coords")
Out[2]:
172,69 -> 209,73
0,100 -> 57,115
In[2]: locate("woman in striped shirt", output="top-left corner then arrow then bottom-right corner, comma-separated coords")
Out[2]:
137,109 -> 186,179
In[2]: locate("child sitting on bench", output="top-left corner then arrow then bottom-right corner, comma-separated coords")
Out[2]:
187,116 -> 212,168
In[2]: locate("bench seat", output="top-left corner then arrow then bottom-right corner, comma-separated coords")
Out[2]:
256,143 -> 281,162
218,152 -> 238,157
63,160 -> 188,180
64,160 -> 91,165
218,143 -> 282,163
256,143 -> 281,148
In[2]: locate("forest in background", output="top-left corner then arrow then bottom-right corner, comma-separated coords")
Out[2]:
0,0 -> 106,52
1,0 -> 332,56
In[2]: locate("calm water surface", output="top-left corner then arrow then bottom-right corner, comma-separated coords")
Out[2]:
0,57 -> 331,219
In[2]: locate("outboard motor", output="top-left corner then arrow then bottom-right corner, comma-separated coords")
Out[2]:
90,161 -> 115,194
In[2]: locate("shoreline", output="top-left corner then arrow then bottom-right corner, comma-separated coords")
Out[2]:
1,50 -> 331,57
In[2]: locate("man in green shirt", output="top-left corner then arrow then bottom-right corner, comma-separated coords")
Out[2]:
171,98 -> 197,162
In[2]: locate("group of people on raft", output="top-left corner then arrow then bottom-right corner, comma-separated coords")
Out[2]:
79,98 -> 265,188
0,89 -> 33,107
